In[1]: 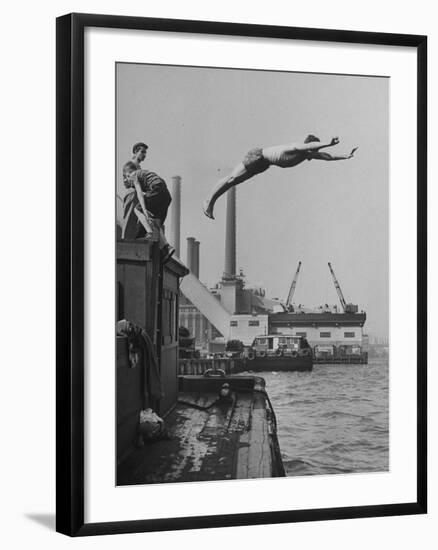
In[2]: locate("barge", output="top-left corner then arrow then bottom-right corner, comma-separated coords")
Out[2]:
116,238 -> 284,483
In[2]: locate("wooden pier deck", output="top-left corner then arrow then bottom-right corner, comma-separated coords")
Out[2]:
117,375 -> 285,485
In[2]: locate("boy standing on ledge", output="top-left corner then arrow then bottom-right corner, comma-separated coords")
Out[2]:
122,161 -> 175,263
131,142 -> 148,169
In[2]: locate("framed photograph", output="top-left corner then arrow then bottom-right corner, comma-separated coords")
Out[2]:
56,13 -> 427,536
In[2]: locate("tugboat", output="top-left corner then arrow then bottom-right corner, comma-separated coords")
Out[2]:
243,334 -> 313,372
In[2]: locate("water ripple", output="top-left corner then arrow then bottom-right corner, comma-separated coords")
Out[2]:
263,360 -> 389,477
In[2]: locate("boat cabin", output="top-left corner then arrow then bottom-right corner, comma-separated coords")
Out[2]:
116,238 -> 188,461
251,334 -> 310,355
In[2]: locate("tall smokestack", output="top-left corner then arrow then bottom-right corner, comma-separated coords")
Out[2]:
186,237 -> 196,272
193,240 -> 200,278
223,186 -> 236,279
169,175 -> 181,257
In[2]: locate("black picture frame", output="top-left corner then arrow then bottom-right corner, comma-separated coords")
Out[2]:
56,12 -> 427,537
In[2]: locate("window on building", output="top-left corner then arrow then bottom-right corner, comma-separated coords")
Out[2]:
344,331 -> 355,338
248,320 -> 260,327
320,332 -> 331,338
296,332 -> 307,337
230,320 -> 238,327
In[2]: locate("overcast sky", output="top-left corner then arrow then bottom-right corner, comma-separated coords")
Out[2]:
117,63 -> 389,338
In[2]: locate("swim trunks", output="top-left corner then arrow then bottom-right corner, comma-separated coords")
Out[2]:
242,147 -> 270,176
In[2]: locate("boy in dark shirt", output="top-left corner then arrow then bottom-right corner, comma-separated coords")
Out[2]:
122,161 -> 174,263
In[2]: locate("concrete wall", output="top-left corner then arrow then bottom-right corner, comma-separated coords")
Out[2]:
229,315 -> 269,346
219,279 -> 239,314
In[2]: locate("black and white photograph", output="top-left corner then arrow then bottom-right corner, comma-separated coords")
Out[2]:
116,62 -> 389,485
0,0 -> 432,546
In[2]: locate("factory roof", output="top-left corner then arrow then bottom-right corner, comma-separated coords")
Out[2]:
269,311 -> 366,327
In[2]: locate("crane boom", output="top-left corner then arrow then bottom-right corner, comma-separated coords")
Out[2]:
286,261 -> 302,307
328,262 -> 347,311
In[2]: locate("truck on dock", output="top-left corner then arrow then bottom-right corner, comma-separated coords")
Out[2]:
243,334 -> 313,372
313,343 -> 368,364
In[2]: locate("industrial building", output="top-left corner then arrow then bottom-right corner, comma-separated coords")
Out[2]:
167,176 -> 368,360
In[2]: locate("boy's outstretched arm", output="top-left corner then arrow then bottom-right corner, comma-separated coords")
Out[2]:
310,147 -> 358,161
293,136 -> 340,152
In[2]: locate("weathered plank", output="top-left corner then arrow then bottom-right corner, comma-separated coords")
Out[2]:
247,408 -> 272,478
228,393 -> 252,432
235,431 -> 251,479
236,393 -> 272,479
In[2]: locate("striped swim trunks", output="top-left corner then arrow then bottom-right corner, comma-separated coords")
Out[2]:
242,147 -> 270,176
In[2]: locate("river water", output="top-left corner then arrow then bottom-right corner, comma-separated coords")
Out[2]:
260,359 -> 389,476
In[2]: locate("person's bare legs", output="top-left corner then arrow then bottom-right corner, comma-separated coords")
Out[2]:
151,218 -> 171,249
203,162 -> 254,219
153,219 -> 176,263
135,210 -> 170,249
